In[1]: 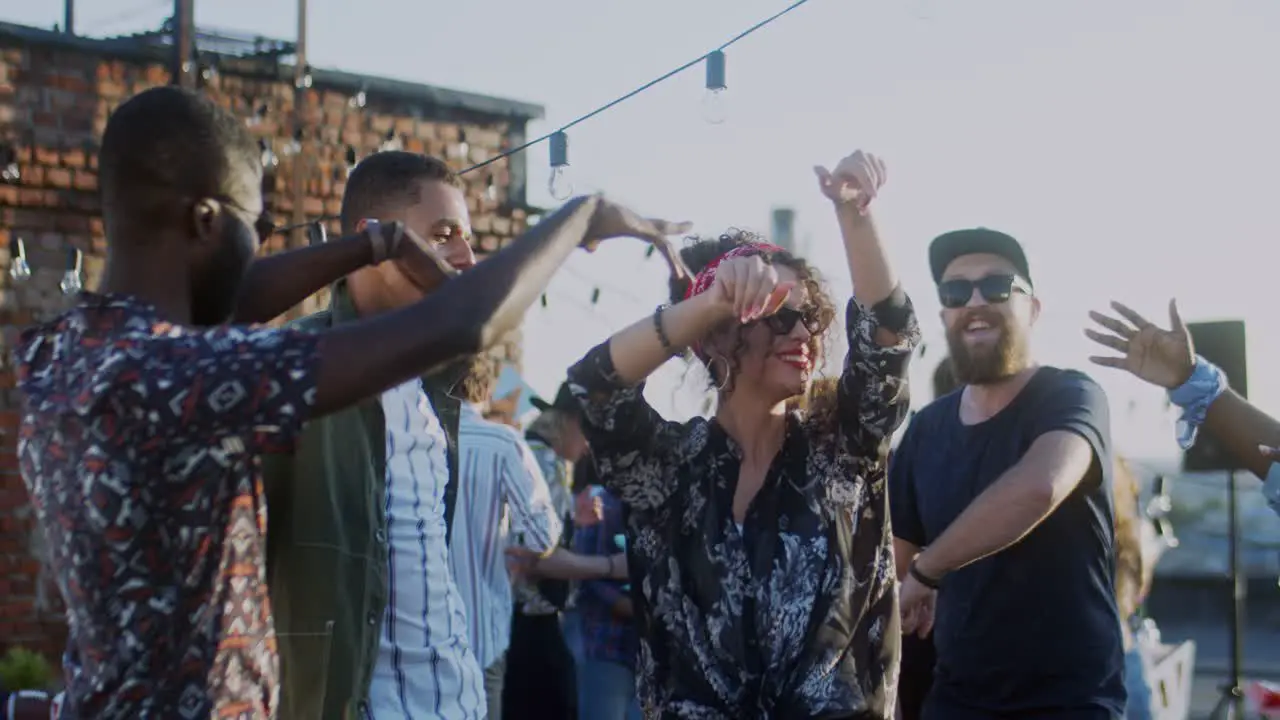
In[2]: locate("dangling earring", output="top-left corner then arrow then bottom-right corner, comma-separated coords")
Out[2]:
707,354 -> 731,393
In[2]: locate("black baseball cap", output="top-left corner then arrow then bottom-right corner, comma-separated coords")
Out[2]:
531,382 -> 579,416
928,228 -> 1032,287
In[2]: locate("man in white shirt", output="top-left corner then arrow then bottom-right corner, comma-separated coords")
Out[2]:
451,358 -> 628,719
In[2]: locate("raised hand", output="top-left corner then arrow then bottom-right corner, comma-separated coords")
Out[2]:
1085,300 -> 1195,389
814,150 -> 887,214
708,254 -> 795,324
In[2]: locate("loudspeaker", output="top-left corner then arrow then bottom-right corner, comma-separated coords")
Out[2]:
1182,320 -> 1247,473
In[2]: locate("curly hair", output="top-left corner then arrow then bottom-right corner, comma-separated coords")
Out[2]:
667,229 -> 837,396
456,353 -> 500,405
1112,457 -> 1147,621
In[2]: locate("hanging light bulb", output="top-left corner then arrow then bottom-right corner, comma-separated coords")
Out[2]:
259,138 -> 278,169
485,174 -> 499,203
0,143 -> 19,183
247,103 -> 268,128
453,130 -> 470,161
349,85 -> 368,109
378,128 -> 400,153
344,145 -> 358,176
547,131 -> 573,201
8,236 -> 30,283
702,50 -> 728,125
200,58 -> 219,84
60,248 -> 83,295
306,221 -> 328,246
296,65 -> 313,90
284,128 -> 303,156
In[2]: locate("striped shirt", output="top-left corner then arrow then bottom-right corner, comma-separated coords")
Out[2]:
366,380 -> 485,719
513,437 -> 575,615
450,403 -> 562,669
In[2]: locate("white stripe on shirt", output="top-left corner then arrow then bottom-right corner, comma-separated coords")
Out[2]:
450,403 -> 563,669
366,381 -> 485,720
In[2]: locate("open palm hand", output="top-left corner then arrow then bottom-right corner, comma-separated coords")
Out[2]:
1085,300 -> 1195,389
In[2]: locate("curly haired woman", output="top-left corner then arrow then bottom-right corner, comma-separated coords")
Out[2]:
565,150 -> 919,719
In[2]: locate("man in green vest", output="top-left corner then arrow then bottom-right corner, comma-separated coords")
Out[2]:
264,151 -> 687,719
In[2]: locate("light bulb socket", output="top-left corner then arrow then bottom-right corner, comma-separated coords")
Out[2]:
549,131 -> 569,168
705,50 -> 726,91
306,222 -> 328,246
0,142 -> 19,183
344,145 -> 358,166
60,248 -> 83,295
259,139 -> 277,168
8,236 -> 29,282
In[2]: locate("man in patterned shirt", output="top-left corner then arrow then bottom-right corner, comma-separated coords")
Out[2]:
15,87 -> 682,719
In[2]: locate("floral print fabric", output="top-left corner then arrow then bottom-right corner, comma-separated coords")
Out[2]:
566,288 -> 920,719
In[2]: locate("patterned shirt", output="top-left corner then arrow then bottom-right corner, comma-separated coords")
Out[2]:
566,290 -> 919,720
513,436 -> 575,615
571,487 -> 637,669
451,403 -> 562,669
16,292 -> 319,719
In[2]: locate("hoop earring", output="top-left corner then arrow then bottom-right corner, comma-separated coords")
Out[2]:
707,354 -> 731,393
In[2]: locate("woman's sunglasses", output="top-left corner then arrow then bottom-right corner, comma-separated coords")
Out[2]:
937,274 -> 1031,310
759,306 -> 822,336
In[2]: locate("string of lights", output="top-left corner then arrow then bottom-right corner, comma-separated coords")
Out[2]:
458,0 -> 816,200
1,0 -> 811,301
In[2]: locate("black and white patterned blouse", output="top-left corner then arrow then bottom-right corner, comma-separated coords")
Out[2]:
566,288 -> 920,720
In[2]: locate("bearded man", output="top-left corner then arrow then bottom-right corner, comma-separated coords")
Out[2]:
888,229 -> 1127,719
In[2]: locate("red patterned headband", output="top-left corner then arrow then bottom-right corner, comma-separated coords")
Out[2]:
683,243 -> 787,301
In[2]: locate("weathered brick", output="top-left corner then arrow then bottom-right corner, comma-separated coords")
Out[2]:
0,29 -> 533,664
45,168 -> 71,188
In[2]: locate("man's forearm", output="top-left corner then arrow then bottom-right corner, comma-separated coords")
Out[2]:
536,547 -> 622,580
915,470 -> 1054,579
1204,390 -> 1280,479
233,234 -> 373,324
312,196 -> 598,416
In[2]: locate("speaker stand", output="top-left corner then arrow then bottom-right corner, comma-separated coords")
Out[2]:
1210,469 -> 1247,720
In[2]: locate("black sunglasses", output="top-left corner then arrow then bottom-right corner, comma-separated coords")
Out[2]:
759,306 -> 823,336
937,274 -> 1031,309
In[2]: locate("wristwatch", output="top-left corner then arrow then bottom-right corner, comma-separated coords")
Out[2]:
909,557 -> 941,590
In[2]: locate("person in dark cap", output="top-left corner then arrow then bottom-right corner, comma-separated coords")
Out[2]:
890,228 -> 1127,719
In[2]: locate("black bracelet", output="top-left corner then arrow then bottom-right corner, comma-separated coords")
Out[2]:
909,558 -> 941,590
653,304 -> 675,357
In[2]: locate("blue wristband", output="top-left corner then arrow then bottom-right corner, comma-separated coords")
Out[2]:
1264,463 -> 1280,518
1167,356 -> 1227,450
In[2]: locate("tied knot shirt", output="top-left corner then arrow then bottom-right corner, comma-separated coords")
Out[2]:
565,288 -> 919,720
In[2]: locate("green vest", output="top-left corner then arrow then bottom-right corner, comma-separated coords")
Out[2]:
263,282 -> 464,720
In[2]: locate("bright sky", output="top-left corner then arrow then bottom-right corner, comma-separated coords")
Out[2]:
8,0 -> 1278,462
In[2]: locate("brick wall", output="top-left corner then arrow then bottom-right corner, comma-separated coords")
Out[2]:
0,30 -> 535,661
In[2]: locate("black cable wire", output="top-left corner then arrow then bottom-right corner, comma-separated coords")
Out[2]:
458,0 -> 817,176
85,0 -> 171,34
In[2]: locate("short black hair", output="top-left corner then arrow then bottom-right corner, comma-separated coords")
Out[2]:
99,86 -> 258,227
340,151 -> 462,234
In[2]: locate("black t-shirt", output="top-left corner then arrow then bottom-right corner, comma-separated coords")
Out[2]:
889,367 -> 1126,715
